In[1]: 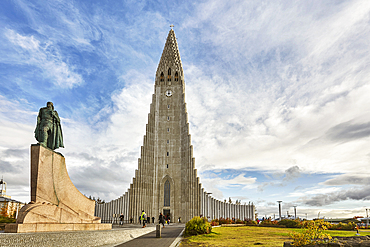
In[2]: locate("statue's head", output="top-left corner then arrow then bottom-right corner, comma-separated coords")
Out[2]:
46,102 -> 54,110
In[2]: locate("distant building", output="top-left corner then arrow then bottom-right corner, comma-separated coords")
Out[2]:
0,179 -> 25,218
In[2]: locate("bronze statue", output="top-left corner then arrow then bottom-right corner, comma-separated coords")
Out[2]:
34,102 -> 64,150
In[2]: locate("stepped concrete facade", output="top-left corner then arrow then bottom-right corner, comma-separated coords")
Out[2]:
95,29 -> 255,223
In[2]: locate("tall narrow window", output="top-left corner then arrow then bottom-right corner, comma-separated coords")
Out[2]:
167,152 -> 169,156
167,68 -> 171,81
167,116 -> 170,121
164,180 -> 170,206
160,72 -> 164,82
167,128 -> 170,132
167,105 -> 170,109
167,140 -> 169,144
175,72 -> 179,81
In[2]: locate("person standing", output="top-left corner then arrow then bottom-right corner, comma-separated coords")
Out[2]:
119,214 -> 124,225
159,213 -> 165,228
139,215 -> 141,225
141,210 -> 147,228
152,216 -> 155,224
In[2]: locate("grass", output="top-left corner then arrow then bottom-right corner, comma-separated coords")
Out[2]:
180,226 -> 370,247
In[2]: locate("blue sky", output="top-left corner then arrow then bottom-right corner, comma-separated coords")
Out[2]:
1,0 -> 370,220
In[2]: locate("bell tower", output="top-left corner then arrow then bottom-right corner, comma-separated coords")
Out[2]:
129,28 -> 201,222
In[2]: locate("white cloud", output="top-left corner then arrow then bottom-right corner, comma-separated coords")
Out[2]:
4,29 -> 83,88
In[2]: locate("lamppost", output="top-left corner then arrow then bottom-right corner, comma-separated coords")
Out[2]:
318,212 -> 321,219
366,209 -> 369,228
293,206 -> 297,219
277,201 -> 282,221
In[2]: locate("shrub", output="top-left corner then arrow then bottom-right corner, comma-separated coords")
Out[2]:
219,217 -> 232,224
0,215 -> 16,223
235,219 -> 243,224
290,219 -> 332,246
211,219 -> 219,226
328,222 -> 356,230
244,219 -> 257,225
260,219 -> 279,226
185,216 -> 211,236
278,219 -> 302,228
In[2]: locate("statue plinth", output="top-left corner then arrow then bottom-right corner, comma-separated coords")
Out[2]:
5,144 -> 111,233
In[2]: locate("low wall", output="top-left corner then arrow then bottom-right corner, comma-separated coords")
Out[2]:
0,226 -> 155,247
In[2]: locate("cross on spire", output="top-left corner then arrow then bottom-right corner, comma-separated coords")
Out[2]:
170,24 -> 174,30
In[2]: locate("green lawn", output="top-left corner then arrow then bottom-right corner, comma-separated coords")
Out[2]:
180,226 -> 369,247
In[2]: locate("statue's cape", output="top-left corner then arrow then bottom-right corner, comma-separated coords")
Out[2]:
49,119 -> 64,150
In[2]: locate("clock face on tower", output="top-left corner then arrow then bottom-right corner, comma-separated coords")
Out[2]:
165,89 -> 172,97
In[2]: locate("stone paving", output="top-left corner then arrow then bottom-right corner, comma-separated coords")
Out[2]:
0,223 -> 182,247
114,224 -> 184,247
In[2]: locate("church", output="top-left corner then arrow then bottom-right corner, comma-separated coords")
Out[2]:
95,28 -> 255,223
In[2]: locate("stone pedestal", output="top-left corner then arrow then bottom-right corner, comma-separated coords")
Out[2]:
5,144 -> 111,233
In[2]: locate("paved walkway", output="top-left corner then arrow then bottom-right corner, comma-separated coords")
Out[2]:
115,224 -> 184,247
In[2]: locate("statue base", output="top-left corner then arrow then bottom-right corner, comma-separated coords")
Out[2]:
5,144 -> 111,233
5,223 -> 111,233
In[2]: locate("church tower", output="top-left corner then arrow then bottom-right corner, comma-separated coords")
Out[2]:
95,29 -> 256,223
129,28 -> 201,222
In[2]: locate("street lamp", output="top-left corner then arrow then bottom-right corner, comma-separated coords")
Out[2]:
293,206 -> 297,219
366,209 -> 369,227
277,201 -> 282,221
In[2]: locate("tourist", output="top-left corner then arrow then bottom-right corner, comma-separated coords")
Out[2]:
130,216 -> 133,224
139,215 -> 141,225
152,216 -> 155,224
159,213 -> 165,228
119,214 -> 124,225
141,210 -> 147,228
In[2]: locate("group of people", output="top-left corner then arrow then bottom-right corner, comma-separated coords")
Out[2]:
118,211 -> 174,228
141,211 -> 171,228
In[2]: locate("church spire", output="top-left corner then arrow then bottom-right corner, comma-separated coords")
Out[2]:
156,29 -> 184,85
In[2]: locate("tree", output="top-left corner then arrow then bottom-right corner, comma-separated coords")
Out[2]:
0,202 -> 9,218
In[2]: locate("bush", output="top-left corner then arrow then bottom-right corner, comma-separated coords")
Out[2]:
0,215 -> 16,223
290,220 -> 332,246
235,219 -> 243,224
328,222 -> 356,230
244,219 -> 257,225
211,219 -> 219,226
219,217 -> 232,224
278,219 -> 302,228
185,216 -> 211,236
260,219 -> 279,226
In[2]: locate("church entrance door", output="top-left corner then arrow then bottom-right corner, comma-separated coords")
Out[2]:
163,209 -> 170,220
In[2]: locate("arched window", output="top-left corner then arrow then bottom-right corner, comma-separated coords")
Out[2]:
164,180 -> 170,206
175,72 -> 179,81
160,72 -> 164,82
167,68 -> 171,81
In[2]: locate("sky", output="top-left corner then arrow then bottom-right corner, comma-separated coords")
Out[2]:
1,0 -> 370,220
